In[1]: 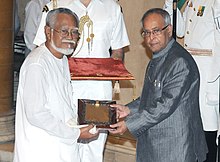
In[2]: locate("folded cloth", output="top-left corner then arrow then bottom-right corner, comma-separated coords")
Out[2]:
89,125 -> 98,134
68,57 -> 135,80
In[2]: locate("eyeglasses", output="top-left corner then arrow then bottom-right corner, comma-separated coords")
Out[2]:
51,28 -> 80,37
141,25 -> 169,38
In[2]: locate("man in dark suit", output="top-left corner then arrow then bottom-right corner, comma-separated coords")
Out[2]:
109,8 -> 208,162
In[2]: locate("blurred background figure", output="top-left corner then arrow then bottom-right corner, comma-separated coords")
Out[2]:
14,0 -> 20,37
24,0 -> 50,56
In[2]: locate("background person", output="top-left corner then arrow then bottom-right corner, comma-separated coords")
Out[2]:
13,8 -> 98,162
14,0 -> 20,37
24,0 -> 50,56
109,8 -> 208,162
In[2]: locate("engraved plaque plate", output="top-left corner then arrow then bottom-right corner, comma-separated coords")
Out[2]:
78,99 -> 117,129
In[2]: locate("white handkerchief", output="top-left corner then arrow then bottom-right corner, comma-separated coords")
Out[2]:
89,125 -> 98,134
66,118 -> 88,128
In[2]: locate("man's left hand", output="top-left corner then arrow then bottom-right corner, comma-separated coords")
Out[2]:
109,120 -> 127,135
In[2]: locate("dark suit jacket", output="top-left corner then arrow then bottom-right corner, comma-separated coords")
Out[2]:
126,39 -> 208,162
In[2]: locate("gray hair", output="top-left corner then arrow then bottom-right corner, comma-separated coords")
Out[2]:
141,8 -> 171,27
46,8 -> 79,28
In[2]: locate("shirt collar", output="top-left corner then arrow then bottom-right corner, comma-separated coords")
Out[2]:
152,38 -> 175,59
77,0 -> 102,4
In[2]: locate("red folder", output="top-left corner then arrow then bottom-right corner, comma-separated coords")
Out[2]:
68,58 -> 135,80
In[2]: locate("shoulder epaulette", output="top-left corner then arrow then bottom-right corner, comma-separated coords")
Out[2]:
42,5 -> 49,13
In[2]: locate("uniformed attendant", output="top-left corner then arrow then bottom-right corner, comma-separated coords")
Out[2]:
24,0 -> 50,56
164,0 -> 220,162
14,0 -> 20,37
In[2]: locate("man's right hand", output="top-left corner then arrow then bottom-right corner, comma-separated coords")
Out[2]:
79,125 -> 99,140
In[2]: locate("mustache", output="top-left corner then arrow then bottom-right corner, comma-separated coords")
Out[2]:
62,39 -> 76,44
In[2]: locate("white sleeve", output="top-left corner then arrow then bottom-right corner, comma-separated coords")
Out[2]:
33,11 -> 48,46
23,63 -> 80,143
24,1 -> 41,50
212,0 -> 220,32
111,4 -> 130,49
163,0 -> 186,37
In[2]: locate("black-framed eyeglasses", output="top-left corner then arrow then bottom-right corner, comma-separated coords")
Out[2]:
141,25 -> 169,38
51,27 -> 80,37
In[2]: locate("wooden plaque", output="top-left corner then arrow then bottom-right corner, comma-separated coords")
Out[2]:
78,99 -> 117,129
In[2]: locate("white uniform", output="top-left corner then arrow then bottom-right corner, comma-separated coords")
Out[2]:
14,0 -> 20,36
34,0 -> 130,162
24,0 -> 50,55
164,0 -> 220,131
13,44 -> 80,162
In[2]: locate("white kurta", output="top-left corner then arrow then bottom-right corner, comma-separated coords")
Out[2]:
33,1 -> 130,162
13,44 -> 80,162
24,0 -> 50,53
164,0 -> 220,131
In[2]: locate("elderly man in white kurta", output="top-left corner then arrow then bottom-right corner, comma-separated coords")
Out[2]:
164,0 -> 220,161
13,8 -> 98,162
33,0 -> 130,161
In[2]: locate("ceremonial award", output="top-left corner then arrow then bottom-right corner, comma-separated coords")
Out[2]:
78,99 -> 117,129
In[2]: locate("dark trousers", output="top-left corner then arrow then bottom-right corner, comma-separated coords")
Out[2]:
204,131 -> 217,162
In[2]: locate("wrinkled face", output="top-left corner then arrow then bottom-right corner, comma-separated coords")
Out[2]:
45,13 -> 79,56
142,13 -> 172,53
